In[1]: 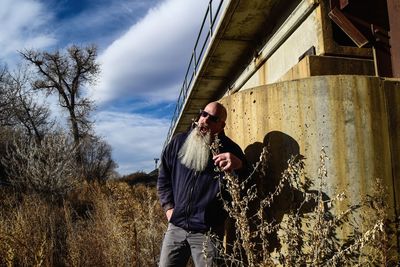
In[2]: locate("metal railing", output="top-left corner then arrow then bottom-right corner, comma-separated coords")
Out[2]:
165,0 -> 225,145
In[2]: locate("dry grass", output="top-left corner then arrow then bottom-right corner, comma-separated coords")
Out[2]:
0,179 -> 166,266
0,138 -> 398,266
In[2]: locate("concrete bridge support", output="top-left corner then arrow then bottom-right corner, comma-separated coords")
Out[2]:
220,75 -> 400,243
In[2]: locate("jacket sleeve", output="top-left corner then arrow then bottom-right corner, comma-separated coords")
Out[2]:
157,137 -> 176,212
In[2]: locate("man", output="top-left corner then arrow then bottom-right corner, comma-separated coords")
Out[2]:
157,102 -> 247,266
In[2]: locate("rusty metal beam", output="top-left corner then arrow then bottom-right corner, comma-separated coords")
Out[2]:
328,7 -> 369,48
329,4 -> 394,77
387,0 -> 400,78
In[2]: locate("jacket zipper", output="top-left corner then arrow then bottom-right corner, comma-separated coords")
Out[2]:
185,171 -> 198,229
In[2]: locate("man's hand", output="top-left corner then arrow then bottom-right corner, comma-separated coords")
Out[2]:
166,208 -> 174,221
213,152 -> 243,172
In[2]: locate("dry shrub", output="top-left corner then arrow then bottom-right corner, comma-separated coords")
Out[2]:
0,178 -> 166,266
336,178 -> 398,266
120,171 -> 157,186
277,152 -> 398,267
210,139 -> 399,267
2,134 -> 80,200
79,136 -> 117,182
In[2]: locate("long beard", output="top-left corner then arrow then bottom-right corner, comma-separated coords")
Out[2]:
178,127 -> 211,172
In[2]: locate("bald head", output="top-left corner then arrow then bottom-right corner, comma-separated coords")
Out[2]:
204,102 -> 227,122
198,102 -> 227,135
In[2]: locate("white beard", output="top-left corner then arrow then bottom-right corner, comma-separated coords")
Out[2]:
178,127 -> 211,172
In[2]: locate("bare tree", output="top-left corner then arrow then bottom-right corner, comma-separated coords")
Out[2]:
0,64 -> 15,126
20,45 -> 100,146
0,64 -> 54,142
80,136 -> 117,182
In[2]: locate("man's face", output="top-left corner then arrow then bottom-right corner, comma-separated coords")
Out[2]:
197,103 -> 225,136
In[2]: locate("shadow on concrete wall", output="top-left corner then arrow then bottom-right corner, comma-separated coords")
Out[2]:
244,131 -> 324,251
245,131 -> 302,198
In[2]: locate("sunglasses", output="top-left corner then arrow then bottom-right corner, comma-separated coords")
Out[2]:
199,109 -> 220,123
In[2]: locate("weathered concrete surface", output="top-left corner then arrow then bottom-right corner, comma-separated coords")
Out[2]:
384,79 -> 400,213
278,55 -> 374,82
242,54 -> 375,91
220,75 -> 399,219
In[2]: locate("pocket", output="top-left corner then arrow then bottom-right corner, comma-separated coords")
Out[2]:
169,206 -> 185,225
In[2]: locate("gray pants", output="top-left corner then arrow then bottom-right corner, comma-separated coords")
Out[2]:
159,223 -> 217,267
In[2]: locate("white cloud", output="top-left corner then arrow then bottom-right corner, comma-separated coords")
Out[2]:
94,111 -> 170,175
91,0 -> 205,104
0,0 -> 56,65
53,0 -> 161,49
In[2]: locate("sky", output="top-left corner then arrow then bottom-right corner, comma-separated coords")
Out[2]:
0,0 -> 222,175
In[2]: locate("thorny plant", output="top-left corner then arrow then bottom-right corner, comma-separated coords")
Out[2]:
209,134 -> 264,266
207,134 -> 399,267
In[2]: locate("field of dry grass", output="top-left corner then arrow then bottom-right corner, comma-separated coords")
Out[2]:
0,177 -> 166,266
0,146 -> 398,266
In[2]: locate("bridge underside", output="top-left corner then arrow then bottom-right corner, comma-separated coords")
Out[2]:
174,0 -> 300,134
172,0 -> 399,137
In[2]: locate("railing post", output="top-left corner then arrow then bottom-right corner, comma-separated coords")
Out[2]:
209,0 -> 213,37
193,50 -> 197,75
182,80 -> 186,100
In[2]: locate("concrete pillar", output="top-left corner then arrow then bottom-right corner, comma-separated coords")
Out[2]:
220,75 -> 399,239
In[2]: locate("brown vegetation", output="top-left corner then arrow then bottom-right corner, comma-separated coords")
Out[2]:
0,179 -> 166,266
0,140 -> 398,266
210,141 -> 399,267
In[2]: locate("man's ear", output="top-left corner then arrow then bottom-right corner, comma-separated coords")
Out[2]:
222,121 -> 226,128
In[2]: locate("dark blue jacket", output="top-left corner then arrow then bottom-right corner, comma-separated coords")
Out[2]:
157,130 -> 247,233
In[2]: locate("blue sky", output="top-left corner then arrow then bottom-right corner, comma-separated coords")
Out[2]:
0,0 -> 220,174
